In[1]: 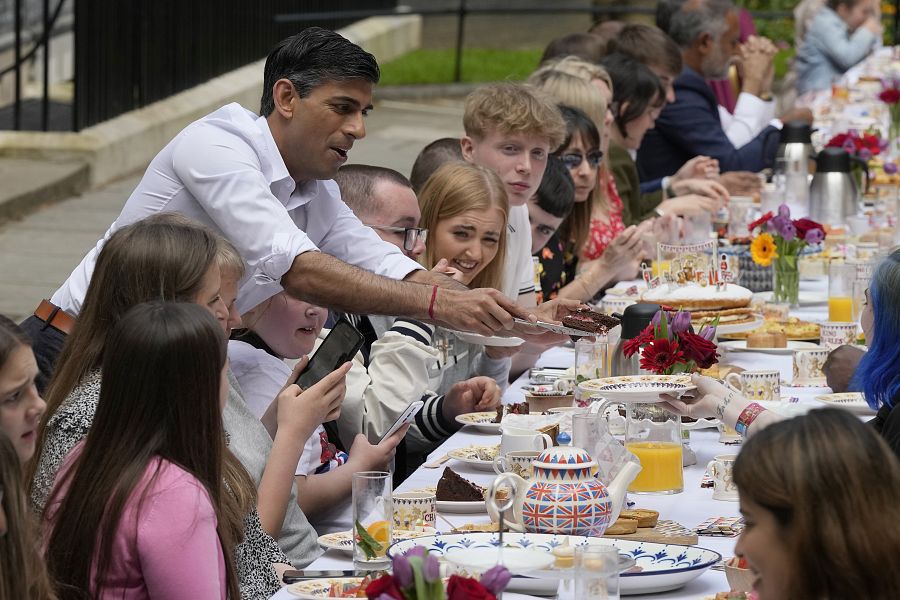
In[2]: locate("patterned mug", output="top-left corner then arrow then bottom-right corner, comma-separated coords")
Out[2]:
726,370 -> 781,401
792,347 -> 830,386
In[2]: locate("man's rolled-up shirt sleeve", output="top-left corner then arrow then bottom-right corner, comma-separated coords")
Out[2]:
172,127 -> 320,283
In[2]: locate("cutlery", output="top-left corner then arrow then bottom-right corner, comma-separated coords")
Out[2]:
423,453 -> 451,468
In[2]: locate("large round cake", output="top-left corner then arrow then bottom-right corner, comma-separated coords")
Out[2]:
640,282 -> 753,310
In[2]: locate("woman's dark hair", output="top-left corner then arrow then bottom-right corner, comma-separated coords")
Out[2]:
0,314 -> 30,372
0,431 -> 57,599
534,155 -> 576,219
260,26 -> 380,116
600,52 -> 665,139
733,409 -> 900,599
553,105 -> 600,250
557,104 -> 600,154
44,302 -> 245,599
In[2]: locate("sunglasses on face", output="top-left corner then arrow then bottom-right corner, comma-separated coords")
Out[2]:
560,150 -> 603,170
368,225 -> 428,252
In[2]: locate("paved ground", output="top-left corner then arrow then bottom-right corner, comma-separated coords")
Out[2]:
0,98 -> 464,321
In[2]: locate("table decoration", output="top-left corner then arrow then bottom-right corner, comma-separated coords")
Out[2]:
748,205 -> 825,306
621,308 -> 719,375
878,76 -> 900,153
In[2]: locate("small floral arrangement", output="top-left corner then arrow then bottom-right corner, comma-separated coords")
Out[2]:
825,128 -> 887,161
748,204 -> 826,268
622,309 -> 719,374
365,546 -> 511,600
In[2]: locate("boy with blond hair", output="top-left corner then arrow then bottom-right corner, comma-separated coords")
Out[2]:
461,82 -> 566,305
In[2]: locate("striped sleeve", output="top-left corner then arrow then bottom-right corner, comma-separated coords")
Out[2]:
413,392 -> 461,443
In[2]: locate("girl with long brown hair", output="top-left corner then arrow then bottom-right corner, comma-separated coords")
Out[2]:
43,302 -> 244,598
0,315 -> 46,465
0,431 -> 56,599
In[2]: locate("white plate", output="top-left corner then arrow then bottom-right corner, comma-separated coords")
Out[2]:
445,547 -> 556,575
718,340 -> 820,355
814,392 -> 875,415
712,314 -> 764,335
447,444 -> 500,470
454,411 -> 501,433
286,577 -> 368,598
579,375 -> 695,403
447,330 -> 525,347
681,417 -> 720,430
387,532 -> 721,596
755,291 -> 826,305
410,486 -> 488,514
317,529 -> 434,555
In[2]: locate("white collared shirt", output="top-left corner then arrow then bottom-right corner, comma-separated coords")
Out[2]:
51,103 -> 422,315
717,92 -> 777,148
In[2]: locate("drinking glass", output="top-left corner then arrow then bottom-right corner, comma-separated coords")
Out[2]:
682,211 -> 713,244
574,545 -> 621,600
352,471 -> 392,570
727,196 -> 756,238
828,261 -> 855,322
575,337 -> 609,382
625,404 -> 683,494
850,259 -> 874,322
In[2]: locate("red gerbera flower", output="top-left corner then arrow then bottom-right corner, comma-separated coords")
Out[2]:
639,338 -> 684,374
623,326 -> 655,358
747,211 -> 773,233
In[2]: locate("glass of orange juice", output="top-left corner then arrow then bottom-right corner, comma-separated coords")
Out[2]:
828,261 -> 855,322
624,404 -> 684,494
352,471 -> 393,569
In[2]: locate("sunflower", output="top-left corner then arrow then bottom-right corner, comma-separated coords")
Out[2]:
751,232 -> 778,266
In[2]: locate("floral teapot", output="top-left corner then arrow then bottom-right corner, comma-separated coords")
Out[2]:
486,446 -> 641,537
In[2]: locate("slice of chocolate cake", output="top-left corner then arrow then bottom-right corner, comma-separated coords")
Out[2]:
561,308 -> 620,334
436,467 -> 485,502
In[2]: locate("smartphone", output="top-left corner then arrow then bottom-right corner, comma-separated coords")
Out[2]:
282,569 -> 361,584
379,400 -> 424,443
295,319 -> 365,389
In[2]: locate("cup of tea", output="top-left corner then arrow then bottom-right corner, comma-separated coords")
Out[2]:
706,454 -> 739,501
493,450 -> 540,479
725,370 -> 781,401
819,322 -> 858,349
792,347 -> 830,386
392,492 -> 436,531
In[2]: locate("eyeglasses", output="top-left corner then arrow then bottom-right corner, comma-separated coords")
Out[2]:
368,225 -> 428,252
560,150 -> 603,170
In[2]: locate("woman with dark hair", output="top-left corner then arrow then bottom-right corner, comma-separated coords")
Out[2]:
602,52 -> 726,225
44,302 -> 245,598
663,248 -> 900,458
0,316 -> 46,465
0,431 -> 56,599
733,408 -> 900,599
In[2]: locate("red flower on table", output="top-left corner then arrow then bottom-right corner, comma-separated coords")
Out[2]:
639,338 -> 684,374
747,211 -> 773,233
623,326 -> 655,358
447,575 -> 496,600
364,574 -> 405,600
678,331 -> 719,369
880,88 -> 900,104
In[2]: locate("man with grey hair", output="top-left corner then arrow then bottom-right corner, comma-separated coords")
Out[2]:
637,0 -> 810,181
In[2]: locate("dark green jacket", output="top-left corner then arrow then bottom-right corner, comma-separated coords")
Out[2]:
610,141 -> 663,226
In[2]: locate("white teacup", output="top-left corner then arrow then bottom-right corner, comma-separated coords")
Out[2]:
707,454 -> 738,501
392,492 -> 436,531
500,426 -> 553,455
726,370 -> 781,401
493,450 -> 540,479
818,322 -> 859,349
793,347 -> 830,386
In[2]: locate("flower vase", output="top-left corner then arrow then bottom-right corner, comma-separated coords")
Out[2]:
773,256 -> 800,307
891,118 -> 900,158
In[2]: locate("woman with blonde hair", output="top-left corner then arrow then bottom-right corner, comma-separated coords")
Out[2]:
0,431 -> 56,599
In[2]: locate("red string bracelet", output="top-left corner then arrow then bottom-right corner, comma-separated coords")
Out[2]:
428,285 -> 438,320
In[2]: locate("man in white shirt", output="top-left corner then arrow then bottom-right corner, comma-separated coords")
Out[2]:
23,28 -> 566,389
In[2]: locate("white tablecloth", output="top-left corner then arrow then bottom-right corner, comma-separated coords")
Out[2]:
271,278 -> 835,599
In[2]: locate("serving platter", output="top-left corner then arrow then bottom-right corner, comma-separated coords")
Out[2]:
814,392 -> 875,415
579,375 -> 695,403
387,532 -> 722,595
454,412 -> 501,433
718,340 -> 820,355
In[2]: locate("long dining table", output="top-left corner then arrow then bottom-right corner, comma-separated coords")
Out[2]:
271,276 -> 840,599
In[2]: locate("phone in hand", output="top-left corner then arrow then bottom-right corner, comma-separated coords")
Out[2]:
282,569 -> 362,584
379,400 -> 424,443
295,319 -> 365,389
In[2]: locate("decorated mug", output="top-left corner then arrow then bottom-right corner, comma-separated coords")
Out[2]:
726,370 -> 781,401
818,322 -> 859,349
792,347 -> 830,386
392,492 -> 436,531
493,450 -> 540,479
706,454 -> 738,501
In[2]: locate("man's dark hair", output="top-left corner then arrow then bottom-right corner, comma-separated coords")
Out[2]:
409,138 -> 464,194
656,0 -> 689,34
540,33 -> 607,65
601,53 -> 665,139
606,24 -> 683,77
334,164 -> 412,218
534,155 -> 575,219
260,27 -> 380,116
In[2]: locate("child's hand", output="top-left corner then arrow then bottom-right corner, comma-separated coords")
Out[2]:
348,427 -> 408,471
276,362 -> 350,435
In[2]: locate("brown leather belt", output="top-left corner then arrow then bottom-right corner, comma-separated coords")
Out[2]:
33,299 -> 76,335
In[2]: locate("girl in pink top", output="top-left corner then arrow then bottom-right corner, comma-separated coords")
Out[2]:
43,302 -> 251,599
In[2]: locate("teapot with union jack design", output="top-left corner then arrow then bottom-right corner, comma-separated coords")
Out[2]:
486,446 -> 641,537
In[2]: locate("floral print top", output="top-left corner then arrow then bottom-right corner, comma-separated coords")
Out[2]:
536,233 -> 577,303
582,176 -> 626,261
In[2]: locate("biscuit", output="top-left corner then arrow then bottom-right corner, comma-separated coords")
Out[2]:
619,509 -> 659,528
604,517 -> 639,535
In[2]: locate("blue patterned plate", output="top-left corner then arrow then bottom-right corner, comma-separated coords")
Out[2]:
387,532 -> 721,595
579,375 -> 696,404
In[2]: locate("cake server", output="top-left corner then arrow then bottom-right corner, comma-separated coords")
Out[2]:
513,318 -> 594,337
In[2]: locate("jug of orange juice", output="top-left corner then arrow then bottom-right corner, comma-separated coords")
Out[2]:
623,404 -> 684,494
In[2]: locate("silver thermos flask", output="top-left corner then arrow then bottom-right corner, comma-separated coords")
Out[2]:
610,303 -> 660,376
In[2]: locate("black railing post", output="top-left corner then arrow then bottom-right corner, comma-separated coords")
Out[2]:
453,0 -> 467,83
42,0 -> 51,131
13,0 -> 23,130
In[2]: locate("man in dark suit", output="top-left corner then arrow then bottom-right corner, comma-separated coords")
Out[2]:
637,0 -> 808,181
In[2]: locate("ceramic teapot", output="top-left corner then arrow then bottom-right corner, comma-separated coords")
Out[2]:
486,446 -> 641,537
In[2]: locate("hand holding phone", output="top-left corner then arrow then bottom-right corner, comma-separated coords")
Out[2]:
296,319 -> 365,389
379,401 -> 424,443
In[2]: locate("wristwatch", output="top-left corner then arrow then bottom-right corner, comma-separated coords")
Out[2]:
758,91 -> 773,102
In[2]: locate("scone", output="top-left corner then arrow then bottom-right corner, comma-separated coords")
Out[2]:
604,517 -> 639,535
619,509 -> 659,528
